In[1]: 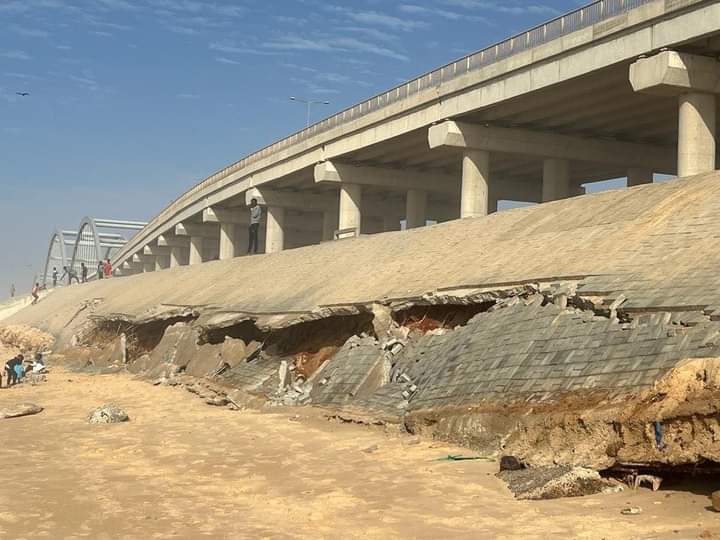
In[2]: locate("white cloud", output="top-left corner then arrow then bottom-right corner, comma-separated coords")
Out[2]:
215,56 -> 242,65
265,34 -> 409,61
177,93 -> 200,99
326,6 -> 427,31
444,0 -> 559,16
12,25 -> 50,38
398,4 -> 490,23
0,50 -> 32,61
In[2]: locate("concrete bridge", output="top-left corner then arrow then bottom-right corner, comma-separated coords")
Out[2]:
108,0 -> 720,275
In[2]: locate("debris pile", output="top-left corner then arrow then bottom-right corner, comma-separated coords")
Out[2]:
498,466 -> 622,500
87,404 -> 129,424
0,325 -> 54,353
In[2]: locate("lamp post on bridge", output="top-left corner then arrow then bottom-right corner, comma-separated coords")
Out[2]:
289,96 -> 330,128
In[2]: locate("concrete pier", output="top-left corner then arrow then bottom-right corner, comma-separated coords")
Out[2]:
189,236 -> 203,266
542,159 -> 571,202
406,189 -> 427,229
339,184 -> 362,234
627,168 -> 653,187
461,150 -> 490,219
266,206 -> 285,253
678,93 -> 716,177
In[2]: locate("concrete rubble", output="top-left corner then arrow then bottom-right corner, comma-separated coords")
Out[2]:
0,403 -> 43,419
87,404 -> 129,424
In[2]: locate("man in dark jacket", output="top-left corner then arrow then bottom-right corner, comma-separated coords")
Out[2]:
4,354 -> 24,387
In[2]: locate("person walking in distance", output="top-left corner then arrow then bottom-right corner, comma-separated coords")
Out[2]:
80,262 -> 88,283
31,283 -> 40,305
247,198 -> 262,254
10,284 -> 15,298
97,261 -> 104,280
103,259 -> 112,278
52,267 -> 58,287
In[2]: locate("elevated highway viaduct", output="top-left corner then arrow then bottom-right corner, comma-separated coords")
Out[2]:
112,0 -> 720,275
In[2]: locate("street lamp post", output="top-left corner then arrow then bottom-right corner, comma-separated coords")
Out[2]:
290,96 -> 330,128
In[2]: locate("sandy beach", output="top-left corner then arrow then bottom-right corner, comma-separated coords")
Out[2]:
0,367 -> 718,539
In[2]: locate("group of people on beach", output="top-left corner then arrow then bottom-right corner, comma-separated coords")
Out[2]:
2,352 -> 45,388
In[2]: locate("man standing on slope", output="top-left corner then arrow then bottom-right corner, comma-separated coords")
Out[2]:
247,198 -> 262,255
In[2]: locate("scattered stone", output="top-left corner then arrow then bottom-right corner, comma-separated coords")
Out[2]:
205,396 -> 229,407
621,507 -> 642,515
87,404 -> 129,424
362,444 -> 379,454
0,403 -> 43,419
633,474 -> 662,492
278,360 -> 290,392
498,466 -> 616,500
711,491 -> 720,512
499,455 -> 525,472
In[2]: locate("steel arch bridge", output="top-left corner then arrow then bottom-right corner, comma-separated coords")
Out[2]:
42,217 -> 146,287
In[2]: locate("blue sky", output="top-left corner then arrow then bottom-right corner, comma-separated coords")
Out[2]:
0,0 -> 587,296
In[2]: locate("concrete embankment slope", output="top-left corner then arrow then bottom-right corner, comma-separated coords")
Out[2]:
6,171 -> 720,470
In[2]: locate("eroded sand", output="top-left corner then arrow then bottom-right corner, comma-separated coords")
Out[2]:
1,369 -> 719,540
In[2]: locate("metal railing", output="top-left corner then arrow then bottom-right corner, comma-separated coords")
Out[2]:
121,0 -> 663,259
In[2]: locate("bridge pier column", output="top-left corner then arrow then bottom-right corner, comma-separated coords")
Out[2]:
542,158 -> 571,202
383,215 -> 401,232
678,92 -> 716,177
630,51 -> 720,178
406,189 -> 427,229
142,255 -> 155,273
265,206 -> 285,253
627,167 -> 654,187
170,247 -> 187,267
155,255 -> 170,271
339,184 -> 362,235
322,208 -> 338,241
461,150 -> 490,218
189,236 -> 204,265
219,222 -> 237,260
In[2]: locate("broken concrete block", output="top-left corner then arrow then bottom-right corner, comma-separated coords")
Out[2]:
278,360 -> 290,392
0,403 -> 43,419
87,404 -> 129,424
710,491 -> 720,512
498,466 -> 616,500
220,337 -> 247,369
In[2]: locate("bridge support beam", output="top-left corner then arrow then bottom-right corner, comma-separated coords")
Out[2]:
339,184 -> 362,235
405,189 -> 427,229
219,223 -> 237,260
170,246 -> 188,268
155,255 -> 170,271
141,255 -> 155,273
383,215 -> 401,232
542,159 -> 571,202
630,51 -> 720,177
189,236 -> 204,265
461,150 -> 490,218
429,120 -> 676,172
203,207 -> 246,260
323,208 -> 338,241
627,167 -> 653,187
265,206 -> 285,253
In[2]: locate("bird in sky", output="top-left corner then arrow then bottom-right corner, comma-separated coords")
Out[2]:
16,92 -> 29,97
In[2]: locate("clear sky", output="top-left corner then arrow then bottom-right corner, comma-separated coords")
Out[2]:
1,0 -> 588,297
